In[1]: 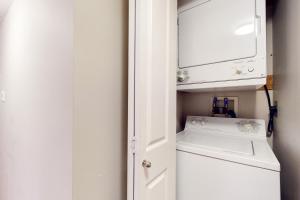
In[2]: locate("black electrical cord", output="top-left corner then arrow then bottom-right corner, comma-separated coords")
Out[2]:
264,85 -> 277,137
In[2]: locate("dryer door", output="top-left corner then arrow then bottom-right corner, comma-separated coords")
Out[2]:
178,0 -> 258,68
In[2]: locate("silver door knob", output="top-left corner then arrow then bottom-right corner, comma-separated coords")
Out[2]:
142,160 -> 152,168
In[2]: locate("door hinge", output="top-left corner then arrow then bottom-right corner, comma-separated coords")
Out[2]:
130,136 -> 136,154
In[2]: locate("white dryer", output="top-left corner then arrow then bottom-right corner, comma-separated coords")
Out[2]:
177,0 -> 267,91
177,116 -> 280,200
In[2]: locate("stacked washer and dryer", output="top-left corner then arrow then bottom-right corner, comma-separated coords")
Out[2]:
176,0 -> 280,199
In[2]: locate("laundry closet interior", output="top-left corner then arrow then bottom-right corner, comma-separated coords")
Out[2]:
128,0 -> 294,199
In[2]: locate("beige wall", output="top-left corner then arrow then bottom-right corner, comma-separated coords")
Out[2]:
0,0 -> 73,199
273,1 -> 300,199
179,90 -> 271,126
73,0 -> 128,200
177,93 -> 184,132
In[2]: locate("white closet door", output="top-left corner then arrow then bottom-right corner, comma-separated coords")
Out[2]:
178,0 -> 257,68
127,0 -> 177,200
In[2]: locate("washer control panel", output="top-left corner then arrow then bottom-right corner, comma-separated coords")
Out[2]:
184,116 -> 266,139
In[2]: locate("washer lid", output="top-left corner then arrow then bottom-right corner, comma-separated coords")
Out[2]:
177,131 -> 254,156
177,131 -> 280,171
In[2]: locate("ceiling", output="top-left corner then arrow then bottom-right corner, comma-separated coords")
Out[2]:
0,0 -> 13,20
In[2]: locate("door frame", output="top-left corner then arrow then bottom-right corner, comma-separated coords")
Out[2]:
127,0 -> 136,199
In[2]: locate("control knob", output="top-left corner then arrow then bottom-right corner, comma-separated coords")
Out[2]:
177,70 -> 188,83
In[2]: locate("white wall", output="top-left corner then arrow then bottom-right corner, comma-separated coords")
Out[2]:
0,0 -> 73,199
73,0 -> 128,199
0,0 -> 13,19
273,1 -> 300,199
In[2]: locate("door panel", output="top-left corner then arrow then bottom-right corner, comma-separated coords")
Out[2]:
128,0 -> 177,199
146,170 -> 168,200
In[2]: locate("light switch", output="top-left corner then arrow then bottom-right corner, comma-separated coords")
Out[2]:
1,90 -> 6,103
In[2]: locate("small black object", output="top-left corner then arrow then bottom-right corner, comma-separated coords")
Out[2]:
227,110 -> 237,118
212,97 -> 218,114
264,85 -> 278,137
224,98 -> 229,114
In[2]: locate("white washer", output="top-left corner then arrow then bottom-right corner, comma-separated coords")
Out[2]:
177,116 -> 280,200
